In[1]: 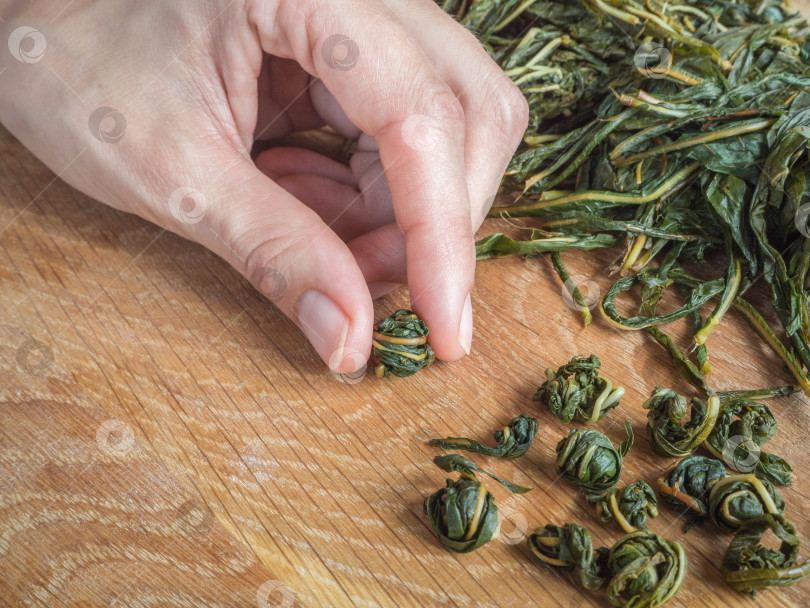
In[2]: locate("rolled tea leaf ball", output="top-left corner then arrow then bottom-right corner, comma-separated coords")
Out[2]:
533,354 -> 624,424
423,476 -> 500,553
606,529 -> 687,608
643,387 -> 720,458
555,422 -> 634,495
429,414 -> 539,458
527,523 -> 608,590
722,514 -> 810,595
371,309 -> 435,378
704,400 -> 794,486
656,455 -> 727,532
707,473 -> 785,533
590,480 -> 659,533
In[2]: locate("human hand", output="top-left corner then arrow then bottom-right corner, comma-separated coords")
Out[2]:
0,0 -> 528,373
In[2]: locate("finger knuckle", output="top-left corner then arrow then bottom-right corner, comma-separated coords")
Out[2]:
411,212 -> 474,246
423,88 -> 466,128
492,81 -> 530,144
242,232 -> 305,303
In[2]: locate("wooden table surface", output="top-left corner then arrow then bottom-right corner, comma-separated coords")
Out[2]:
2,54 -> 810,608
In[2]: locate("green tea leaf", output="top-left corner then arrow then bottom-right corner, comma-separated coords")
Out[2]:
703,400 -> 795,486
371,309 -> 434,378
443,0 -> 810,399
589,480 -> 659,533
722,514 -> 810,595
643,388 -> 720,458
555,422 -> 633,494
527,523 -> 609,590
657,455 -> 727,532
605,529 -> 687,608
432,454 -> 531,494
423,477 -> 500,553
707,473 -> 785,532
429,414 -> 538,459
534,354 -> 624,424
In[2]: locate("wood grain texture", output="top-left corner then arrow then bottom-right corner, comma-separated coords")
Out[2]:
2,20 -> 810,603
0,326 -> 282,607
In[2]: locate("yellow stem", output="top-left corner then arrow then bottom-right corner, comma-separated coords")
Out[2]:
372,333 -> 427,346
499,162 -> 699,215
614,120 -> 776,167
610,492 -> 637,533
694,258 -> 742,346
371,341 -> 427,361
621,234 -> 648,275
463,483 -> 488,541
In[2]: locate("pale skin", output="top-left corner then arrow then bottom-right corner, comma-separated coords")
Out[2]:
0,0 -> 528,373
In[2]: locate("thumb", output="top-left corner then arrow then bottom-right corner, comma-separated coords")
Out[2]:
185,153 -> 373,374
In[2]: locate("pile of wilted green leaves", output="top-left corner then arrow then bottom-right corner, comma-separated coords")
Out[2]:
440,0 -> 810,397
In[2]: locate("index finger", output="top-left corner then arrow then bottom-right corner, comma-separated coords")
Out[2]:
252,0 -> 476,360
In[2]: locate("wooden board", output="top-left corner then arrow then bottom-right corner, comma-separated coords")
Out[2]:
1,106 -> 810,607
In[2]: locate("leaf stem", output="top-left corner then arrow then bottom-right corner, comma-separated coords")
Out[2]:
613,119 -> 776,167
490,161 -> 700,216
733,298 -> 810,397
695,256 -> 742,346
550,252 -> 592,326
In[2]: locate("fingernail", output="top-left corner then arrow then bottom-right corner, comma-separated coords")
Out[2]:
295,290 -> 352,370
459,293 -> 473,355
368,281 -> 401,300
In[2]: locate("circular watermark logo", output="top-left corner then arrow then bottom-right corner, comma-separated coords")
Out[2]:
176,498 -> 214,536
796,203 -> 810,238
560,276 -> 601,314
88,106 -> 127,143
328,346 -> 367,384
256,580 -> 296,608
251,266 -> 288,303
721,435 -> 760,473
8,26 -> 46,63
634,42 -> 672,79
496,503 -> 529,545
169,187 -> 207,225
321,34 -> 359,71
96,419 -> 136,457
16,337 -> 54,376
401,114 -> 443,153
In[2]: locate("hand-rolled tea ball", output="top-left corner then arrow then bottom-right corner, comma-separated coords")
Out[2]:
429,414 -> 538,458
534,354 -> 624,424
703,400 -> 794,486
423,476 -> 500,553
643,387 -> 719,458
707,473 -> 785,532
657,455 -> 727,531
606,529 -> 687,608
590,480 -> 659,533
527,523 -> 608,590
555,422 -> 633,495
371,309 -> 435,378
722,513 -> 810,595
